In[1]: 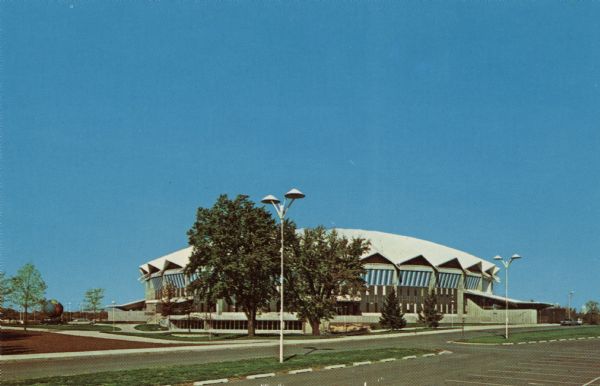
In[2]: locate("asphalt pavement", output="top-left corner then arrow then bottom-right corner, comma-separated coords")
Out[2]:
234,339 -> 600,385
5,325 -> 599,385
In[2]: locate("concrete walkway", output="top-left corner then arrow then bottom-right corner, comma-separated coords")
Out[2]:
1,324 -> 558,362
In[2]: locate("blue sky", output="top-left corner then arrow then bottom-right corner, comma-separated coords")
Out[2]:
3,1 -> 599,311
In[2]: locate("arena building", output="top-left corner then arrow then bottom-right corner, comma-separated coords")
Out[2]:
133,229 -> 550,333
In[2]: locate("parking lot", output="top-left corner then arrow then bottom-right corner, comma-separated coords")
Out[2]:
236,338 -> 600,385
445,339 -> 600,385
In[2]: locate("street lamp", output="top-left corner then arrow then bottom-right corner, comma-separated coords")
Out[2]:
112,300 -> 116,332
568,291 -> 574,320
493,254 -> 522,339
262,188 -> 305,364
451,298 -> 455,328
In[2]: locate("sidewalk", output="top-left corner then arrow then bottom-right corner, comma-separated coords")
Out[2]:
1,324 -> 557,362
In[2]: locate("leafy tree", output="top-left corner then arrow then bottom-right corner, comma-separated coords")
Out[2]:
0,271 -> 12,311
379,288 -> 406,331
8,263 -> 47,330
185,194 -> 280,336
160,282 -> 177,317
418,290 -> 444,328
84,288 -> 105,320
285,227 -> 370,335
584,300 -> 599,325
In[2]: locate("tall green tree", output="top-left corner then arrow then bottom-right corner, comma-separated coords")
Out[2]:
8,263 -> 47,330
285,227 -> 370,335
185,194 -> 280,336
418,290 -> 444,328
83,288 -> 105,320
379,288 -> 406,331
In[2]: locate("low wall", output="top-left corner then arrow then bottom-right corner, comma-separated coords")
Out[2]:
463,299 -> 537,324
106,310 -> 149,322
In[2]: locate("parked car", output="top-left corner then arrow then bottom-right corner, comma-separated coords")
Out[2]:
41,318 -> 62,325
68,319 -> 93,325
560,319 -> 583,326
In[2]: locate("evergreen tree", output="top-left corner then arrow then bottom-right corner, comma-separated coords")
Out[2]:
379,288 -> 406,330
418,290 -> 444,328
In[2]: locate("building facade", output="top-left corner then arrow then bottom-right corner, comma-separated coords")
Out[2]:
136,229 -> 548,333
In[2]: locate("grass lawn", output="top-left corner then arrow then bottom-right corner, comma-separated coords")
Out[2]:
14,324 -> 122,332
133,324 -> 168,332
105,325 -> 461,342
103,331 -> 348,341
459,325 -> 600,344
104,331 -> 241,341
11,346 -> 434,386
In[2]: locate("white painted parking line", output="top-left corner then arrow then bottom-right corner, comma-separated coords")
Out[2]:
528,359 -> 593,369
583,376 -> 600,386
488,369 -> 590,379
445,380 -> 508,385
464,374 -> 581,384
503,366 -> 599,375
583,377 -> 600,386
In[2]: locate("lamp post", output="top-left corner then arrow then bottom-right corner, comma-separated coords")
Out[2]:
568,291 -> 574,320
68,302 -> 71,322
451,298 -> 455,328
493,254 -> 522,339
262,188 -> 305,364
112,300 -> 116,332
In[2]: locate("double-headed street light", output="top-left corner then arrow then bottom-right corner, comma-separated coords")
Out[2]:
494,254 -> 522,339
262,188 -> 305,364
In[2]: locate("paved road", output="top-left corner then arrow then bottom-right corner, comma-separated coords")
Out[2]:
4,326 -> 567,381
236,338 -> 600,385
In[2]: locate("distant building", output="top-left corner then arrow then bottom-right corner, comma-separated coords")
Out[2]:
137,229 -> 551,333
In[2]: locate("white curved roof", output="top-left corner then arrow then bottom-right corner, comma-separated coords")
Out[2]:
332,229 -> 498,277
140,229 -> 498,278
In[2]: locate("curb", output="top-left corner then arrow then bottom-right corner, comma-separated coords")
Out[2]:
448,335 -> 600,346
189,350 -> 453,384
194,379 -> 229,385
324,364 -> 346,370
246,373 -> 275,380
288,368 -> 312,374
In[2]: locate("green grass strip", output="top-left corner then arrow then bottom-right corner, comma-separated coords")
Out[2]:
460,325 -> 600,344
11,347 -> 433,386
15,324 -> 122,332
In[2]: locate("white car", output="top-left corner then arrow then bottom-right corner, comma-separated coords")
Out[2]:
68,319 -> 93,325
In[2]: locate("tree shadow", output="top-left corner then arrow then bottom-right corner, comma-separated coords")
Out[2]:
302,346 -> 334,356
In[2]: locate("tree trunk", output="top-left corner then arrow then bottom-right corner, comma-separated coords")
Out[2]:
24,304 -> 28,331
247,309 -> 256,337
310,319 -> 320,336
247,318 -> 255,337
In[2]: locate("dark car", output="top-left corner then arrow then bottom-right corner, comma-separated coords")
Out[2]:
560,319 -> 582,326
